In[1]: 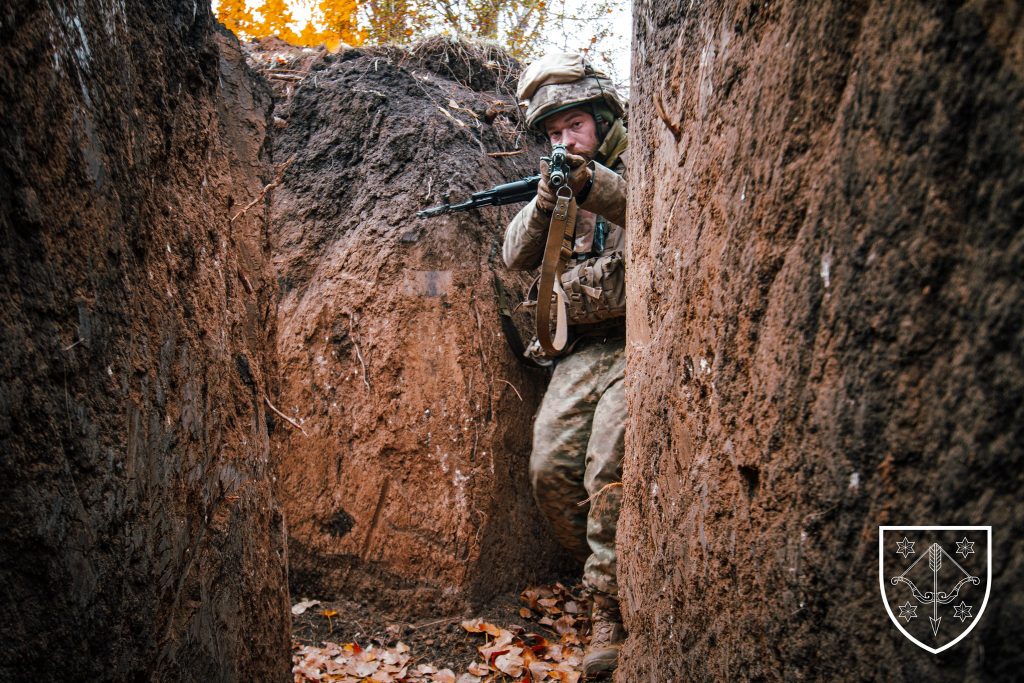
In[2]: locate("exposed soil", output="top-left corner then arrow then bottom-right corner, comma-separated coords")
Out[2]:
0,3 -> 289,681
256,38 -> 574,617
623,1 -> 1024,681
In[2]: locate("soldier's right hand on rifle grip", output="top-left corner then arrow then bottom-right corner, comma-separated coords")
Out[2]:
537,159 -> 557,214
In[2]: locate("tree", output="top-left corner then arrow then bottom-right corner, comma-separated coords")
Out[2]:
318,0 -> 366,48
216,0 -> 365,48
217,0 -> 257,40
253,0 -> 301,42
362,0 -> 419,45
214,0 -> 628,82
420,0 -> 550,59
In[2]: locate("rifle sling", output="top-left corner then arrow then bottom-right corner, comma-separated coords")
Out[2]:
536,189 -> 576,356
493,274 -> 547,370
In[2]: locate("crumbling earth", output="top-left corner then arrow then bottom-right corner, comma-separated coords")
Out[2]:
251,37 -> 574,618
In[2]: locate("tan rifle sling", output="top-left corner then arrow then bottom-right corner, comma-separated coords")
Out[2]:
536,186 -> 577,356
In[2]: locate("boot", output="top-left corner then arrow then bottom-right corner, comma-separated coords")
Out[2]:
582,593 -> 626,677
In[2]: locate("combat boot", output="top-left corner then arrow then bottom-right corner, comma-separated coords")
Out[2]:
582,593 -> 626,677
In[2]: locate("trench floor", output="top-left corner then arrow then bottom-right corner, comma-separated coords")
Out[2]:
291,580 -> 603,681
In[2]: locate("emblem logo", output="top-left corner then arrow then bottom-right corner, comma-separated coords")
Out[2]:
879,526 -> 991,653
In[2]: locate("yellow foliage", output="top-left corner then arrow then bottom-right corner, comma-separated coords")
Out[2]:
214,0 -> 614,66
254,0 -> 300,42
217,0 -> 256,39
216,0 -> 365,48
317,0 -> 366,48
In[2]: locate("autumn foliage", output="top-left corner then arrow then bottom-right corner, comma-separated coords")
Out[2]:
217,0 -> 365,50
216,0 -> 624,81
215,0 -> 554,60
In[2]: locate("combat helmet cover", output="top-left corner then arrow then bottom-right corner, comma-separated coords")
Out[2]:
517,52 -> 626,131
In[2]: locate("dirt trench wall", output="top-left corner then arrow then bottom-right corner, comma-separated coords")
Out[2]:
0,2 -> 289,681
622,1 -> 1023,680
270,44 -> 568,615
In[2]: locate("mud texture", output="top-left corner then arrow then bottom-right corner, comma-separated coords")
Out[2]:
267,41 -> 570,617
0,3 -> 289,681
621,1 -> 1024,680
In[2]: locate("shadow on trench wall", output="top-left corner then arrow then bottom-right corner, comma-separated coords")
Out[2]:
0,3 -> 289,681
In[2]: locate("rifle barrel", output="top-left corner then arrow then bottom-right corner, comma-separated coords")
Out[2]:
417,174 -> 541,218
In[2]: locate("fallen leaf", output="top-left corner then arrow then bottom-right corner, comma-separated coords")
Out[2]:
494,647 -> 525,677
291,599 -> 322,615
557,648 -> 584,667
523,633 -> 550,655
560,631 -> 582,646
519,607 -> 534,619
467,662 -> 490,676
552,615 -> 576,635
352,659 -> 379,677
292,662 -> 323,680
479,630 -> 515,660
529,660 -> 554,679
462,618 -> 485,633
431,669 -> 457,683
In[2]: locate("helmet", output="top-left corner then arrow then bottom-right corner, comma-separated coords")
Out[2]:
517,52 -> 626,131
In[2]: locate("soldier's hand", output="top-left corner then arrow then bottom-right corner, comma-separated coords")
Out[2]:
536,159 -> 557,213
566,153 -> 593,196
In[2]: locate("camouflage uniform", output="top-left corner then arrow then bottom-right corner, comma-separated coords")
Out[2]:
503,140 -> 628,598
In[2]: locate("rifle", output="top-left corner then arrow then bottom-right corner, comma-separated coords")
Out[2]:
416,144 -> 571,218
416,175 -> 541,218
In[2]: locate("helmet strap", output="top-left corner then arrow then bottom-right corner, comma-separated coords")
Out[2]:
591,102 -> 610,143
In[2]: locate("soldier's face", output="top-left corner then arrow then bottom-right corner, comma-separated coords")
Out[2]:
544,108 -> 599,160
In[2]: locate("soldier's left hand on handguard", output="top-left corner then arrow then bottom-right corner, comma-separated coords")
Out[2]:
536,158 -> 558,213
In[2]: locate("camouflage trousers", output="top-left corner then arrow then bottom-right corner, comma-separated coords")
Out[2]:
530,337 -> 625,597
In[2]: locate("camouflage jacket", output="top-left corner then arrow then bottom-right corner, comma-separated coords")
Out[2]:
502,154 -> 627,330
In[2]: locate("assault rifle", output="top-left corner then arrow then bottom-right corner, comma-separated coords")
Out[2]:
416,145 -> 570,218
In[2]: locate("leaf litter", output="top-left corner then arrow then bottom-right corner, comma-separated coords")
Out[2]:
293,583 -> 592,683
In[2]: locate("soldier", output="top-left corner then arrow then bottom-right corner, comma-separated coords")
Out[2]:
503,52 -> 628,676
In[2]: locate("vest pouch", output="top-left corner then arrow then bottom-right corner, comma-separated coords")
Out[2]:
561,252 -> 626,325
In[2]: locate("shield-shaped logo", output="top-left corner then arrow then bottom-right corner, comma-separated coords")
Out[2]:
879,526 -> 991,653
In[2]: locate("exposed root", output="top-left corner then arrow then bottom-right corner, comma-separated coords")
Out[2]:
654,91 -> 682,141
231,155 -> 296,223
494,378 -> 523,401
576,481 -> 623,507
349,315 -> 371,391
264,395 -> 309,437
